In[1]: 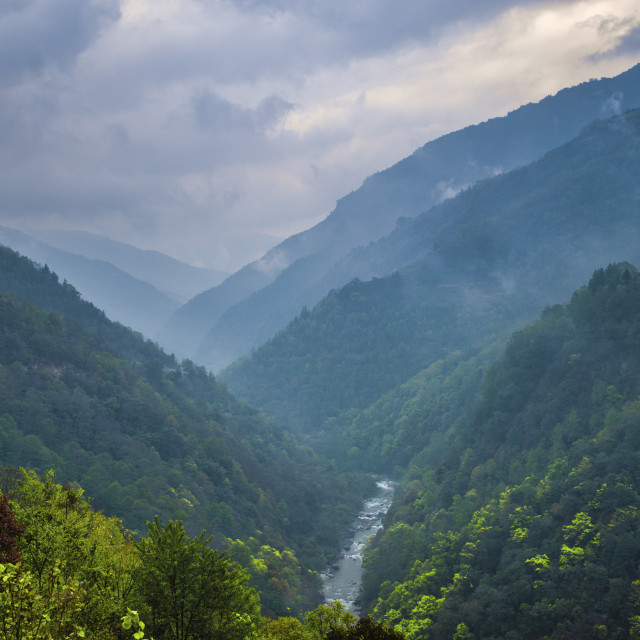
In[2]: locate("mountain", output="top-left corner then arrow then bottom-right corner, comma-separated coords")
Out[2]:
220,106 -> 640,434
0,245 -> 372,616
362,263 -> 640,639
29,228 -> 228,303
0,226 -> 182,338
159,62 -> 640,370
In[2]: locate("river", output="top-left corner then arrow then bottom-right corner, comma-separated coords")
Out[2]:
321,478 -> 395,614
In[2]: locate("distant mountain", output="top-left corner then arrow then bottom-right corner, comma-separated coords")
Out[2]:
0,245 -> 371,616
29,229 -> 228,303
0,226 -> 181,338
221,107 -> 640,433
160,62 -> 640,369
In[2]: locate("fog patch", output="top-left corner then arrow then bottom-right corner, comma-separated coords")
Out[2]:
433,179 -> 463,203
495,272 -> 516,295
253,249 -> 289,278
602,91 -> 624,117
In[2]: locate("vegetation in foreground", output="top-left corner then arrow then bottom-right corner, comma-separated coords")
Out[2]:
0,468 -> 403,640
0,245 -> 373,616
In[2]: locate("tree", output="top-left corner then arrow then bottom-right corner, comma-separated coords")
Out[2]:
324,617 -> 406,640
9,469 -> 137,638
0,494 -> 24,564
303,602 -> 357,640
258,616 -> 309,640
133,517 -> 261,640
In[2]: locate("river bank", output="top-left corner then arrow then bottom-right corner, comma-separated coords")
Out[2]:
321,479 -> 395,614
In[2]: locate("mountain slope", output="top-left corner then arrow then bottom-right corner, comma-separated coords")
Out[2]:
0,246 -> 372,615
0,226 -> 180,338
363,263 -> 640,639
29,228 -> 228,303
170,62 -> 640,370
221,107 -> 640,434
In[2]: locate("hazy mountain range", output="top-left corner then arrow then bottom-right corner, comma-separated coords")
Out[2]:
0,227 -> 227,339
4,60 -> 640,637
220,105 -> 640,432
3,64 -> 640,371
159,62 -> 640,370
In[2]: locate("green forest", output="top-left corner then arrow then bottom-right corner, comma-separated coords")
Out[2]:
4,107 -> 640,639
7,252 -> 640,638
222,108 -> 640,437
0,246 -> 373,620
362,263 -> 640,638
0,468 -> 401,639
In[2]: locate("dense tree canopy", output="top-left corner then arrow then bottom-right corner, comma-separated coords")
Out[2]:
361,264 -> 640,638
133,517 -> 261,640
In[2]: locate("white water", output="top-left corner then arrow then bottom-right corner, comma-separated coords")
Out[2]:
321,479 -> 395,614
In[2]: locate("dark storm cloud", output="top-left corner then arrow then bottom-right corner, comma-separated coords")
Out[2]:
0,0 -> 120,86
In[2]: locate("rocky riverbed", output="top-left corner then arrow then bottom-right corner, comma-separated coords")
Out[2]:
321,479 -> 395,614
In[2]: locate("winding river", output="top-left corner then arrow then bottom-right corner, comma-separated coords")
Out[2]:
321,479 -> 395,614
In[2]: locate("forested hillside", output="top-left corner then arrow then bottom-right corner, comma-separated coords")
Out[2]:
362,263 -> 640,639
0,246 -> 372,616
222,107 -> 640,437
1,469 -> 401,639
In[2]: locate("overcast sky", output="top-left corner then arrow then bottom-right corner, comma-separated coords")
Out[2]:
1,0 -> 639,271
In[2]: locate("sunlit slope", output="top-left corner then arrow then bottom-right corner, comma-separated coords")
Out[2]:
364,263 -> 640,639
189,63 -> 640,370
221,107 -> 640,435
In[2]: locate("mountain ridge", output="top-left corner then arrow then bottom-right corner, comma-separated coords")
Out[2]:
28,228 -> 228,303
220,106 -> 640,433
0,226 -> 181,338
163,62 -> 640,370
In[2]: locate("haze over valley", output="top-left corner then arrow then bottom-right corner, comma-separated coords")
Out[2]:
3,2 -> 640,637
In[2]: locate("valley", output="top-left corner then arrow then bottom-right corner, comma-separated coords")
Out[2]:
3,62 -> 640,640
322,479 -> 395,614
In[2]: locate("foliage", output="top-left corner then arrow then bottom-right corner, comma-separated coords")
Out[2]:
258,616 -> 309,640
132,517 -> 261,640
0,562 -> 88,640
362,264 -> 640,638
303,602 -> 357,639
9,468 -> 136,637
324,617 -> 406,640
0,495 -> 24,564
225,537 -> 322,618
122,609 -> 152,640
2,471 -> 275,640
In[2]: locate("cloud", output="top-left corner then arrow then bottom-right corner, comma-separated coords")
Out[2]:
0,0 -> 639,272
602,22 -> 640,56
0,0 -> 120,86
192,89 -> 293,134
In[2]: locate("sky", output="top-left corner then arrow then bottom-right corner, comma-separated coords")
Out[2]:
1,0 -> 639,272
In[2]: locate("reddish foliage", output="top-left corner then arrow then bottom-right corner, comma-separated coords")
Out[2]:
0,493 -> 25,564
